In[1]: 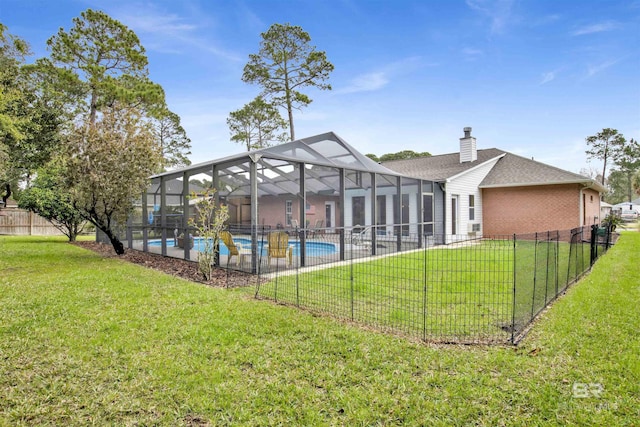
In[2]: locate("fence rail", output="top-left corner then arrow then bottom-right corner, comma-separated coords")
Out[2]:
125,221 -> 614,344
252,224 -> 614,344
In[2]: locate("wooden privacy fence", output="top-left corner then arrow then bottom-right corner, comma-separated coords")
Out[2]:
0,208 -> 63,236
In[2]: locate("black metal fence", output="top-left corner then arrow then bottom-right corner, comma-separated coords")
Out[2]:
251,223 -> 614,344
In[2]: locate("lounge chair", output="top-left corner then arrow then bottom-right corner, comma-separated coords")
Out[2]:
309,219 -> 324,237
351,225 -> 372,248
220,230 -> 250,267
268,231 -> 293,266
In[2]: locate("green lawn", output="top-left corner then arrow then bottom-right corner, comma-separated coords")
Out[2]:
257,238 -> 593,343
0,234 -> 638,425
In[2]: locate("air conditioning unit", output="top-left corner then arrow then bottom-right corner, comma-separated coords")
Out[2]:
467,223 -> 481,233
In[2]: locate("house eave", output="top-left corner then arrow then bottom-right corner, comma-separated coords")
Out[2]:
479,179 -> 606,193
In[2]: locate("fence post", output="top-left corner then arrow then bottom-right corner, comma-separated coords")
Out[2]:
567,228 -> 577,285
531,232 -> 538,320
511,233 -> 517,344
296,226 -> 300,307
544,231 -> 550,305
580,226 -> 585,274
350,237 -> 354,321
422,242 -> 428,342
589,224 -> 598,266
253,226 -> 265,298
555,230 -> 559,296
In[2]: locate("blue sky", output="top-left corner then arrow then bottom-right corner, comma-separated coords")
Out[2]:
2,0 -> 639,174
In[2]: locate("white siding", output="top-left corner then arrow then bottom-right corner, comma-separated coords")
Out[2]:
444,157 -> 502,241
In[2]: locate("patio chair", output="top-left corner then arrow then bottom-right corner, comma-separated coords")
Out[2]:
220,230 -> 250,267
309,219 -> 324,238
268,231 -> 293,266
289,219 -> 302,238
351,225 -> 372,248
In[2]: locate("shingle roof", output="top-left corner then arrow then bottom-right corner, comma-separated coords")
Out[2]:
382,147 -> 605,192
480,152 -> 605,191
382,148 -> 506,181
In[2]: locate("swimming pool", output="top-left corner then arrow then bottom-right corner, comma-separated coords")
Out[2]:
149,237 -> 337,256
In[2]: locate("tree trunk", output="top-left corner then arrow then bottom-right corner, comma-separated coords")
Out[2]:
284,66 -> 295,141
89,88 -> 98,126
101,226 -> 125,255
2,183 -> 11,210
288,105 -> 295,141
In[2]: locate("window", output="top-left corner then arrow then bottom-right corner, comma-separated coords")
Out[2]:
393,194 -> 410,236
305,202 -> 315,214
376,195 -> 386,235
423,193 -> 434,235
285,200 -> 292,225
352,196 -> 366,226
376,195 -> 386,226
469,195 -> 475,221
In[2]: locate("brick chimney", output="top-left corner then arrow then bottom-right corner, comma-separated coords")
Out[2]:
460,127 -> 477,163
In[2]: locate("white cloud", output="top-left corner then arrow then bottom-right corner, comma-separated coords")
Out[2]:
466,0 -> 515,35
335,56 -> 427,94
539,68 -> 565,85
122,13 -> 197,34
237,2 -> 266,31
539,71 -> 556,85
586,59 -> 619,77
337,72 -> 390,94
571,21 -> 621,36
112,4 -> 243,61
462,48 -> 483,60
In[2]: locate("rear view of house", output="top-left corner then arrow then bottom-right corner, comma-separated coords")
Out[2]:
383,128 -> 605,237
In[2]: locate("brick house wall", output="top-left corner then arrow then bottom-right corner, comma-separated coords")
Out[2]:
253,194 -> 341,229
582,188 -> 601,225
482,184 -> 600,236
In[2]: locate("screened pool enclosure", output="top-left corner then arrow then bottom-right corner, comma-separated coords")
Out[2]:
126,132 -> 443,273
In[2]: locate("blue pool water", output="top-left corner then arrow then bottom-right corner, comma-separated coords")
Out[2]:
149,237 -> 336,256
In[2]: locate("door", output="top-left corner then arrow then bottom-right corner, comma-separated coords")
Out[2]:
451,195 -> 459,235
325,201 -> 336,233
376,195 -> 386,236
352,196 -> 365,227
393,194 -> 410,236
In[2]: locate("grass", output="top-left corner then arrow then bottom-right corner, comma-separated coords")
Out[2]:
257,238 -> 593,343
1,233 -> 638,425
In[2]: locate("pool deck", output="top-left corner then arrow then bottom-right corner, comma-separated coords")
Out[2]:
129,233 -> 420,275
